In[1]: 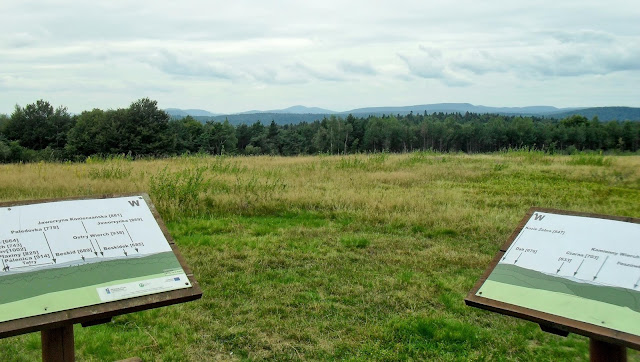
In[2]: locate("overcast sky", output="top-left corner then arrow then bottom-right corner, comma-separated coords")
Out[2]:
1,0 -> 639,114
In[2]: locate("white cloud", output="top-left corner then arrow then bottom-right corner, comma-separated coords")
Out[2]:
248,66 -> 308,85
338,61 -> 377,76
546,30 -> 615,44
145,50 -> 241,80
293,62 -> 346,82
401,31 -> 640,83
398,47 -> 472,86
0,0 -> 638,113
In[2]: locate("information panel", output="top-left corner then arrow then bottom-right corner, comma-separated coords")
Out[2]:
0,195 -> 193,324
466,208 -> 640,348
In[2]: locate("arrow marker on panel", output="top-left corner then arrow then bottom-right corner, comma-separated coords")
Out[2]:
634,275 -> 640,289
593,256 -> 609,281
95,240 -> 104,256
123,224 -> 139,252
1,259 -> 8,272
574,259 -> 585,276
90,240 -> 98,256
514,252 -> 523,264
502,231 -> 525,261
556,262 -> 565,274
43,232 -> 56,263
123,224 -> 134,242
123,249 -> 128,256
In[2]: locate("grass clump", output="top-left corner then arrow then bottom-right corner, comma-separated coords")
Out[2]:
335,152 -> 390,171
87,163 -> 132,180
567,153 -> 613,167
387,316 -> 486,351
149,166 -> 208,218
208,156 -> 246,174
340,236 -> 371,249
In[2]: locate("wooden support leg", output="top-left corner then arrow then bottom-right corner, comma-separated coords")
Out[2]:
590,338 -> 626,362
41,325 -> 75,362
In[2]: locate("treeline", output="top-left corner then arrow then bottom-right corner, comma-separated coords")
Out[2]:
1,98 -> 639,162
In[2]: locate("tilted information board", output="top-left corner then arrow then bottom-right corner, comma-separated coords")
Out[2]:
466,208 -> 640,349
0,194 -> 202,338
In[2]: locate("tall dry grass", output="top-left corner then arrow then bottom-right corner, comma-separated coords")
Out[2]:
2,152 -> 638,229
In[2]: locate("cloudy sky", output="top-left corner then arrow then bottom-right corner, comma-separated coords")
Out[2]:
1,0 -> 639,114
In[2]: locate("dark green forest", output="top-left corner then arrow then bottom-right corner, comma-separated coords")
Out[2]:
1,98 -> 639,162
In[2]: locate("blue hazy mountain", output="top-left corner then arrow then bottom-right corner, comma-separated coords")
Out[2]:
343,103 -> 566,116
166,104 -> 639,125
546,107 -> 640,121
239,105 -> 337,114
165,108 -> 221,117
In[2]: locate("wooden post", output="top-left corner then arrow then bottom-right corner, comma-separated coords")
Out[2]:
590,338 -> 626,362
41,325 -> 75,362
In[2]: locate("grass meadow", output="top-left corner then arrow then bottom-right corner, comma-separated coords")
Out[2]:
1,151 -> 639,361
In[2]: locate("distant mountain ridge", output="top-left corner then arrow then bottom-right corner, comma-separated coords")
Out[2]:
165,108 -> 221,117
547,107 -> 640,122
239,105 -> 337,115
166,104 -> 640,125
344,103 -> 567,116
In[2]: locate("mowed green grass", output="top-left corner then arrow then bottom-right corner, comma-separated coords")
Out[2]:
1,152 -> 640,360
